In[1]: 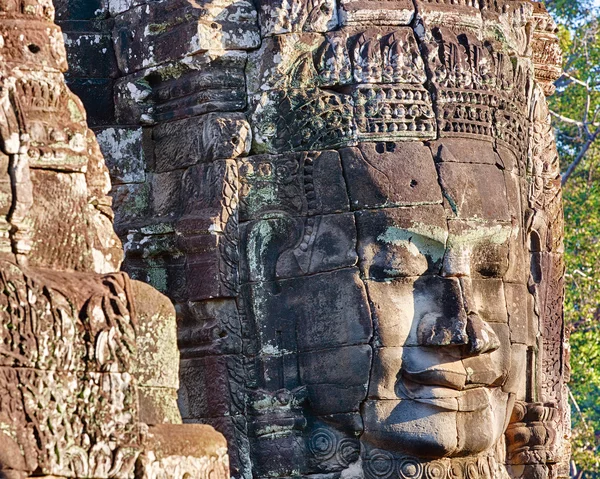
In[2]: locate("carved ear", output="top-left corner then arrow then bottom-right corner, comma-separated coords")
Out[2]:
243,216 -> 301,286
0,88 -> 20,155
526,211 -> 549,286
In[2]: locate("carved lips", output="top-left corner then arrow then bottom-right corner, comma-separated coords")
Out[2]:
398,377 -> 499,412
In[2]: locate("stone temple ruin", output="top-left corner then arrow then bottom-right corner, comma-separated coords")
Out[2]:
0,1 -> 229,478
0,0 -> 568,479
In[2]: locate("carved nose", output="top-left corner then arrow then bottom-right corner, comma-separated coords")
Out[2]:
458,275 -> 500,355
418,245 -> 501,355
418,309 -> 500,356
441,245 -> 470,278
465,311 -> 500,355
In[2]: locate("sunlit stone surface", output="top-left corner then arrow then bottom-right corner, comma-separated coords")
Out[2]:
56,1 -> 569,478
0,2 -> 229,478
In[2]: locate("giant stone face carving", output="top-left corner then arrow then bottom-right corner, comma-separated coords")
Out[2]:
230,3 -> 566,478
57,0 -> 568,478
0,2 -> 230,478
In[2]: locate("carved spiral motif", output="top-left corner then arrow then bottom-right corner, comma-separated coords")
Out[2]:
465,461 -> 479,479
478,459 -> 492,479
398,458 -> 423,479
366,450 -> 395,479
424,460 -> 446,479
336,438 -> 360,468
449,461 -> 464,479
363,449 -> 497,479
308,428 -> 337,461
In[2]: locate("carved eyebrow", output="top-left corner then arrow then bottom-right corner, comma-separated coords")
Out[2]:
447,223 -> 513,246
378,224 -> 448,247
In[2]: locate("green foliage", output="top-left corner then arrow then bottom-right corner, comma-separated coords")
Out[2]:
564,172 -> 600,327
545,0 -> 594,22
547,0 -> 600,474
548,18 -> 600,167
563,172 -> 600,476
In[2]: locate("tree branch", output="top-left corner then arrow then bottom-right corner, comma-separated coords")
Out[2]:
551,110 -> 586,127
561,71 -> 591,89
562,126 -> 600,185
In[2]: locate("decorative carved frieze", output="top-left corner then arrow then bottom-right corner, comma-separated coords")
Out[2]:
0,3 -> 231,478
531,3 -> 563,95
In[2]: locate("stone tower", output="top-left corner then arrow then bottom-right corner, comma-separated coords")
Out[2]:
55,1 -> 568,478
0,1 -> 229,477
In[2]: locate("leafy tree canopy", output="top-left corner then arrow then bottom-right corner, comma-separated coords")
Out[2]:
545,0 -> 595,22
545,0 -> 600,474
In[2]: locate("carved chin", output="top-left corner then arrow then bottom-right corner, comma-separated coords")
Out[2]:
361,389 -> 510,458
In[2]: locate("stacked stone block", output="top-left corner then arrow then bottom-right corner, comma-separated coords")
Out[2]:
55,1 -> 569,479
56,1 -> 259,475
0,0 -> 230,477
